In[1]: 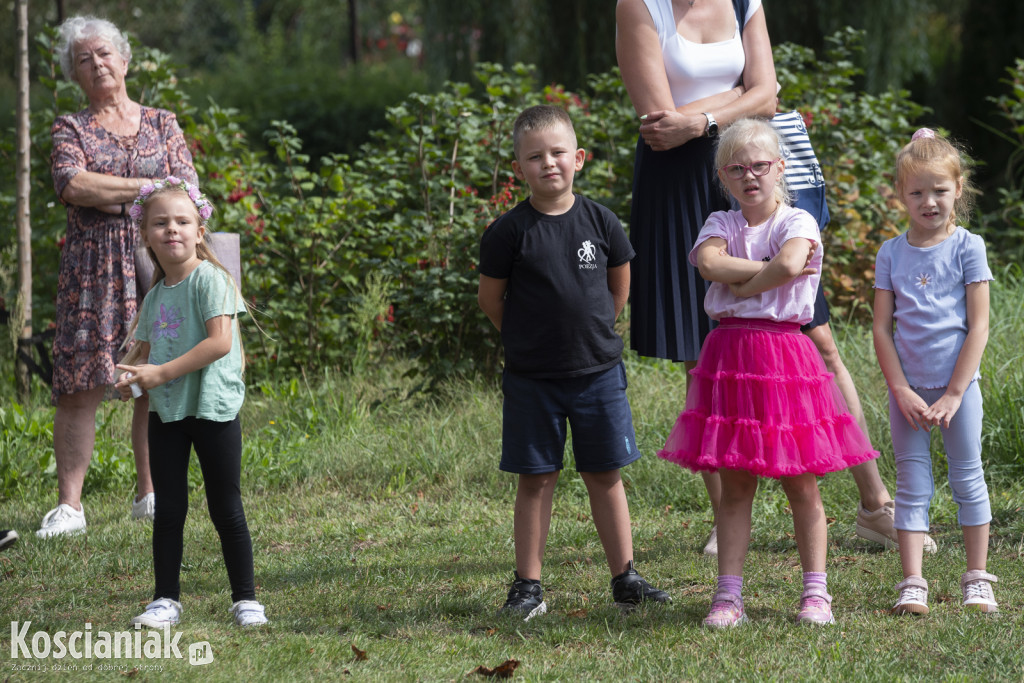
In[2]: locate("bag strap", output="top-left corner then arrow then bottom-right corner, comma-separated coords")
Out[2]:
733,0 -> 750,37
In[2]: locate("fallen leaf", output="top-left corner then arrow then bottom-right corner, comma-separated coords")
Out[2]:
471,659 -> 519,678
352,644 -> 368,661
567,609 -> 588,618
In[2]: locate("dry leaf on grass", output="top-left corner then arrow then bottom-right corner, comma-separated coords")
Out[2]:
351,644 -> 368,661
470,659 -> 519,678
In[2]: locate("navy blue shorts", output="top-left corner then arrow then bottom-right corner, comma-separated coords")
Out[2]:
500,361 -> 642,474
801,284 -> 831,332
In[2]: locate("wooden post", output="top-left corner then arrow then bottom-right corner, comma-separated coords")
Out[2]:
15,0 -> 33,400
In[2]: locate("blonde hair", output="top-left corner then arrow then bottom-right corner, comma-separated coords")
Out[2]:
123,183 -> 251,372
894,129 -> 976,231
714,117 -> 791,206
512,105 -> 577,160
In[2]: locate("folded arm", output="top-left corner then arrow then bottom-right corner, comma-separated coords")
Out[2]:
616,0 -> 777,151
115,315 -> 234,393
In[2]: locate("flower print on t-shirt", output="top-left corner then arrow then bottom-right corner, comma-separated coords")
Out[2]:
153,303 -> 185,340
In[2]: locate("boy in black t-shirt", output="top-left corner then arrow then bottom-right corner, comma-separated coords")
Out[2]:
478,105 -> 669,620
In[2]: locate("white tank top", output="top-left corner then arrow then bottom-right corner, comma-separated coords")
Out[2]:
642,0 -> 761,107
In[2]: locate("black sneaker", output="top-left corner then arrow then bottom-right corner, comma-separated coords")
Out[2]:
611,561 -> 671,608
0,529 -> 17,551
499,572 -> 547,621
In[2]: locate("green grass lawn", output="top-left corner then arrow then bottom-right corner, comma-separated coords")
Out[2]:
2,274 -> 1023,680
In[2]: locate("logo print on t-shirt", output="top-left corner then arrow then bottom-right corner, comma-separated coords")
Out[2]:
915,273 -> 932,288
578,240 -> 597,270
153,303 -> 185,340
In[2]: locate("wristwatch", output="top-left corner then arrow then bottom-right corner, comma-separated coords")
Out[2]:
703,112 -> 719,137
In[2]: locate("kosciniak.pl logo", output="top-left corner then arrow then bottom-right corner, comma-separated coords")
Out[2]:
9,621 -> 214,667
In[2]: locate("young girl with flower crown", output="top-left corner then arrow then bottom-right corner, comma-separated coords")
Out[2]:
658,118 -> 878,628
873,128 -> 998,616
115,176 -> 267,628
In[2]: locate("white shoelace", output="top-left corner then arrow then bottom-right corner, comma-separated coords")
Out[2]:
898,586 -> 927,605
44,507 -> 75,525
964,581 -> 993,602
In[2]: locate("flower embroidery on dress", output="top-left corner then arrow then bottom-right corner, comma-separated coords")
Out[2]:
153,303 -> 184,340
915,273 -> 932,287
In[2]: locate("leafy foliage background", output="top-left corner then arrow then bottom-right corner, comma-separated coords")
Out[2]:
2,28 -> 1023,390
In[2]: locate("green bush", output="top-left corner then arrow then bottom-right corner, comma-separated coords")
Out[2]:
7,25 -> 1024,389
190,60 -> 430,162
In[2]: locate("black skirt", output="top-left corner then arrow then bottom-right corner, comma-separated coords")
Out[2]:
628,134 -> 729,362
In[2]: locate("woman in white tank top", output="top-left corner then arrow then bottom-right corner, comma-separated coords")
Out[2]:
615,0 -> 776,551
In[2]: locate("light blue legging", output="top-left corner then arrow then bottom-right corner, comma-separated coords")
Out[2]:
889,381 -> 991,532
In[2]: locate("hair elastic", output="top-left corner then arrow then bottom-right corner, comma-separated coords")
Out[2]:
911,128 -> 937,141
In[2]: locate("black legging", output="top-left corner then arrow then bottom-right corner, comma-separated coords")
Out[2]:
149,413 -> 255,603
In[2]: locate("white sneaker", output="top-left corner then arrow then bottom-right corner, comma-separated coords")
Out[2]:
703,525 -> 718,555
131,598 -> 182,627
36,504 -> 86,538
131,492 -> 155,521
961,570 -> 999,613
231,600 -> 268,627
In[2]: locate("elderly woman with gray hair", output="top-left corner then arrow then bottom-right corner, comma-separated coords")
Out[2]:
37,15 -> 198,539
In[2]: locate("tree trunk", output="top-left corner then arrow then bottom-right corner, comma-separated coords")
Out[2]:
15,0 -> 32,400
348,0 -> 359,64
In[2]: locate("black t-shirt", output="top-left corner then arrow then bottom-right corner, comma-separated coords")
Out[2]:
478,195 -> 635,378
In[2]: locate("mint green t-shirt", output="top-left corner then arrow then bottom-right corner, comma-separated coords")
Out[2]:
136,260 -> 246,422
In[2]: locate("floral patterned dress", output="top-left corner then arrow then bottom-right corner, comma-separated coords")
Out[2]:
49,106 -> 197,404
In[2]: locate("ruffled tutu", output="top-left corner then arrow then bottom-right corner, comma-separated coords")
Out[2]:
658,318 -> 878,479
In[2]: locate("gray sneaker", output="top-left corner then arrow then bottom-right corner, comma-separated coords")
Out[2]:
892,576 -> 929,616
961,570 -> 998,613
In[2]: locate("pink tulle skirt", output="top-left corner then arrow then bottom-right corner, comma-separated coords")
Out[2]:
657,318 -> 878,479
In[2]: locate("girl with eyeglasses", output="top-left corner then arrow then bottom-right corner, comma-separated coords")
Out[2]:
658,118 -> 879,628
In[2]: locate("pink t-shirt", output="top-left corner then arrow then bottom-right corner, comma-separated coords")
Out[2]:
688,204 -> 822,324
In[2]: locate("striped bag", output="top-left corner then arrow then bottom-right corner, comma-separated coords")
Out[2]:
771,110 -> 830,230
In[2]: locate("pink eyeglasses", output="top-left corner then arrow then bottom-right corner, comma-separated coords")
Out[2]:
721,158 -> 780,180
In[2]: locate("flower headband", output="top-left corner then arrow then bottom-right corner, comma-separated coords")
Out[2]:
129,175 -> 214,226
